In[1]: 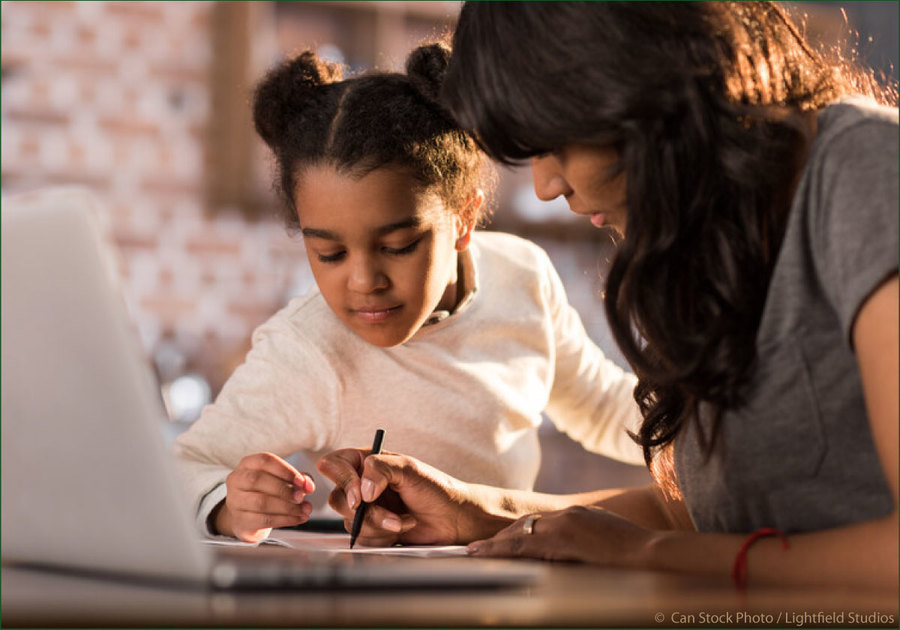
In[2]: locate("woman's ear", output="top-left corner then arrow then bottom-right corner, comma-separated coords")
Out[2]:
455,190 -> 483,251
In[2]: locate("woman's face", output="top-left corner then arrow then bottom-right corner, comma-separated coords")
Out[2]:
294,165 -> 468,348
530,144 -> 627,235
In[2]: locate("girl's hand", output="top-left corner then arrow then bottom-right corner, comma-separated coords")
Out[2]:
214,452 -> 315,543
466,505 -> 653,566
317,449 -> 509,547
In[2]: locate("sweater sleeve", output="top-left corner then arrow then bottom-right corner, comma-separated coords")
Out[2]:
171,308 -> 341,533
539,250 -> 645,465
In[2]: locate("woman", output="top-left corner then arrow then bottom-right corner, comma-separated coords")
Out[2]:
318,1 -> 898,589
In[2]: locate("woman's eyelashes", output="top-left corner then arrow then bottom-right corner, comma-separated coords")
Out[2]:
315,237 -> 423,264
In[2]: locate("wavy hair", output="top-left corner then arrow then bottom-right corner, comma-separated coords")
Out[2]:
443,1 -> 892,464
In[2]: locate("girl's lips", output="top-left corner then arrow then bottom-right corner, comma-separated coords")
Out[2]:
354,305 -> 402,323
590,213 -> 605,227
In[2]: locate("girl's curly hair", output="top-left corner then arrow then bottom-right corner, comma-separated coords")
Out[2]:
253,41 -> 492,233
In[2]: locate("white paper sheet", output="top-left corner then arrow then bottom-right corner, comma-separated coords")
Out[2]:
203,529 -> 468,557
274,529 -> 469,557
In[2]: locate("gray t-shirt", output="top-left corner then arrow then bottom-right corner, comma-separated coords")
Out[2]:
674,98 -> 898,534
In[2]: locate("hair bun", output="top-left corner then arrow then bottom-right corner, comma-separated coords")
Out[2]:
253,50 -> 344,148
290,50 -> 344,88
405,42 -> 451,102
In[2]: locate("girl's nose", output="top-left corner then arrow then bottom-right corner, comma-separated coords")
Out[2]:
531,155 -> 571,201
347,254 -> 388,293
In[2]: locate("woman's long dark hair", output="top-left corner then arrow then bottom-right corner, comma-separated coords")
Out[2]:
443,1 -> 889,464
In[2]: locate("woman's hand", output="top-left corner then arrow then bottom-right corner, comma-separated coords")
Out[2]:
466,505 -> 654,567
214,452 -> 315,543
317,449 -> 512,547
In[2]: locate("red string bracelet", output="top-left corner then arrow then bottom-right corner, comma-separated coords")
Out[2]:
731,527 -> 789,589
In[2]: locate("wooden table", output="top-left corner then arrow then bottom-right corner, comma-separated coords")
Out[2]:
3,558 -> 896,627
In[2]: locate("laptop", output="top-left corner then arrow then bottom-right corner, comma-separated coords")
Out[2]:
0,188 -> 543,590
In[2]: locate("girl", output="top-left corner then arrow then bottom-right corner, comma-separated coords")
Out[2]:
173,42 -> 643,543
319,2 -> 898,590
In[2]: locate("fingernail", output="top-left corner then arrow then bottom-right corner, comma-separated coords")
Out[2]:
466,543 -> 482,555
295,475 -> 315,494
347,487 -> 359,510
293,490 -> 306,503
361,479 -> 375,502
382,517 -> 402,532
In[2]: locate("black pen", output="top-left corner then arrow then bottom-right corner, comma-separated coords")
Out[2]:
349,428 -> 385,549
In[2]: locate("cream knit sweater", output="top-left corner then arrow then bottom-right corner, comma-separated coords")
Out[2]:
173,231 -> 643,530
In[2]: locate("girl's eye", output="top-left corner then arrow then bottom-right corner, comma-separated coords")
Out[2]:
383,238 -> 422,256
317,251 -> 346,263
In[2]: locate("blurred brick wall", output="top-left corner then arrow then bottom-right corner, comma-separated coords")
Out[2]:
1,0 -> 315,393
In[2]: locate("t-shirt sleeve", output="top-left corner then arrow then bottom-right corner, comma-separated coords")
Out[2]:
171,310 -> 341,529
812,111 -> 899,346
539,249 -> 644,465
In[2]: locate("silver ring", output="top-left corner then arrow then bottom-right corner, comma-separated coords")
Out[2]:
523,514 -> 541,535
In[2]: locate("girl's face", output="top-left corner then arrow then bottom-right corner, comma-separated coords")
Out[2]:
294,165 -> 471,348
530,145 -> 628,235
